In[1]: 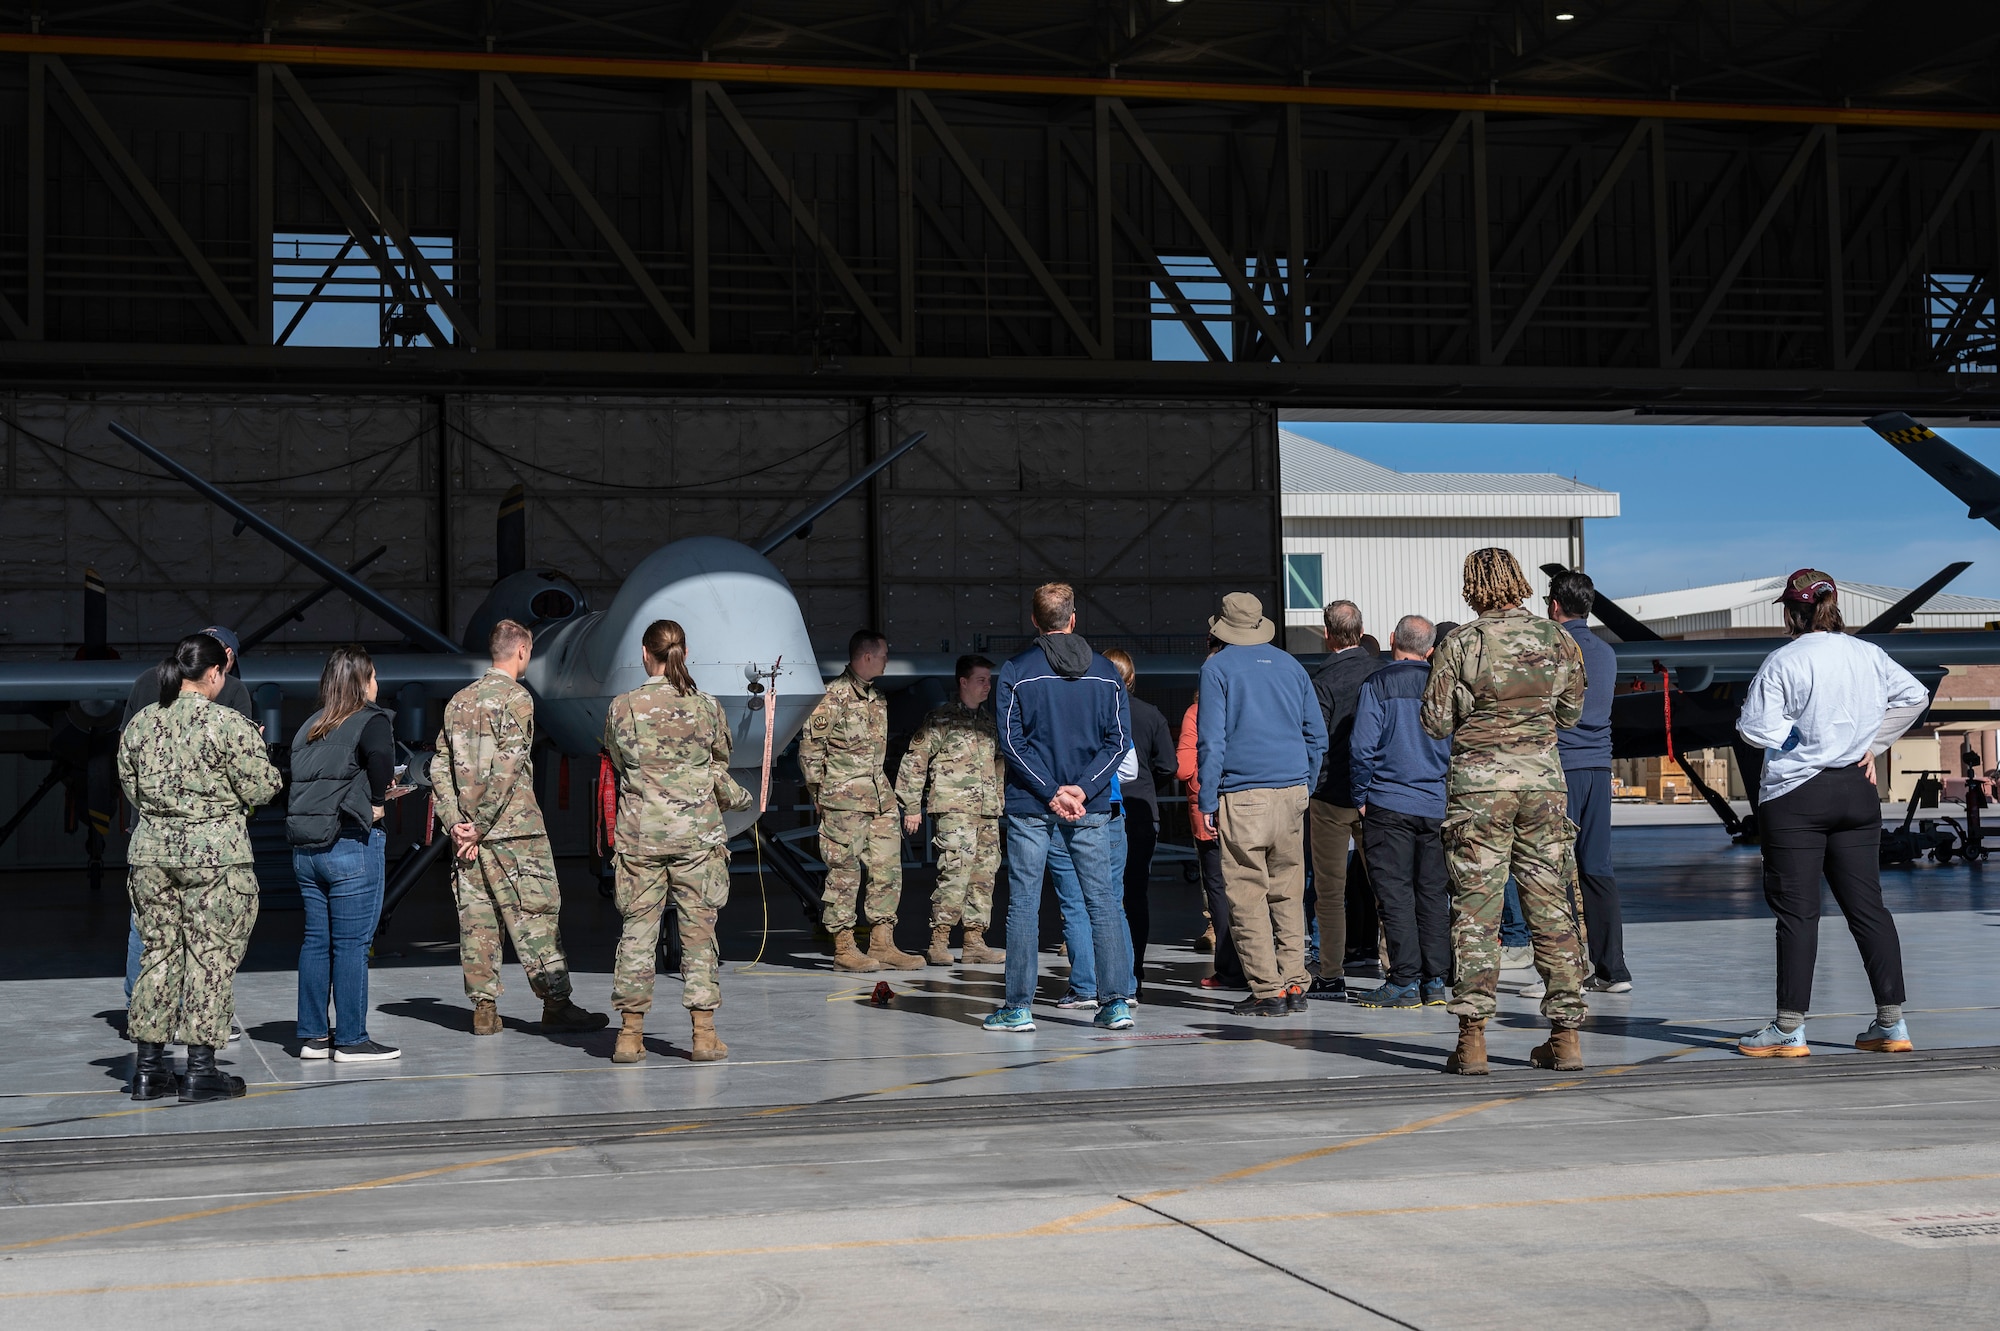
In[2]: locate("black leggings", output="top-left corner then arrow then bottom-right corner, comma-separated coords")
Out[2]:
1760,764 -> 1906,1014
1124,806 -> 1158,990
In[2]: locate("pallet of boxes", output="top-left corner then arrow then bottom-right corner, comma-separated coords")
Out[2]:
1613,752 -> 1731,803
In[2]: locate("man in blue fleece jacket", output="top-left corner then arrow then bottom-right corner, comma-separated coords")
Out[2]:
1196,593 -> 1327,1018
1349,614 -> 1453,1008
984,582 -> 1134,1034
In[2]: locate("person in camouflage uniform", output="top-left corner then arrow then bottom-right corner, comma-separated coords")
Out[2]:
1421,548 -> 1590,1075
431,619 -> 606,1038
602,619 -> 754,1064
798,629 -> 921,971
118,633 -> 282,1103
896,654 -> 1006,967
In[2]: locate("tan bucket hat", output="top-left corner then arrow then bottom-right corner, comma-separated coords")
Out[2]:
1208,591 -> 1275,646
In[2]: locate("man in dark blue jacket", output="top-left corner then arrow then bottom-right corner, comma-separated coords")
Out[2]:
1197,593 -> 1328,1018
984,582 -> 1135,1033
1547,570 -> 1630,992
1349,615 -> 1453,1008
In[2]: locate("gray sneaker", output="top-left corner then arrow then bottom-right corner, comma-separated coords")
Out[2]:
1585,975 -> 1633,994
1518,979 -> 1547,999
1500,945 -> 1534,971
332,1040 -> 402,1063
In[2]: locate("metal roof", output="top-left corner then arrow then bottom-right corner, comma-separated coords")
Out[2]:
1617,575 -> 2000,636
1280,430 -> 1620,520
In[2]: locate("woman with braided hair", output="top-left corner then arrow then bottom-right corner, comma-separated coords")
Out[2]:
1420,548 -> 1589,1075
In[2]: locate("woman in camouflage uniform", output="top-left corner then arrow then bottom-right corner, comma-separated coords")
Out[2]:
601,619 -> 753,1064
117,632 -> 281,1103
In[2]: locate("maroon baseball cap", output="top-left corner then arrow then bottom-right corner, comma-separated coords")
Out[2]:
1774,569 -> 1836,606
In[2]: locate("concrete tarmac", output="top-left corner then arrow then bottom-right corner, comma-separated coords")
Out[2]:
2,825 -> 1998,1327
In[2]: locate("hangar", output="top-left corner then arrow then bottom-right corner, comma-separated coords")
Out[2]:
6,5 -> 2000,1325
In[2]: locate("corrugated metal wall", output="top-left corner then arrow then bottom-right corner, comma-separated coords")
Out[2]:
1281,516 -> 1582,649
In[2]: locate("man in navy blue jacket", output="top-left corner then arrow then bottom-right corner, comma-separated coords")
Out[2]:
1196,593 -> 1328,1018
984,582 -> 1135,1033
1547,570 -> 1629,992
1349,615 -> 1453,1008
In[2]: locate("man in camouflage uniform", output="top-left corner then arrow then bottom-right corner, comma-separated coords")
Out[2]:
431,619 -> 607,1037
798,629 -> 921,971
897,654 -> 1006,966
119,661 -> 282,1103
1421,548 -> 1590,1075
602,645 -> 754,1063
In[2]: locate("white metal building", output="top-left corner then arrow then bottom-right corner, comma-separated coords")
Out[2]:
1617,576 -> 2000,638
1279,430 -> 1620,650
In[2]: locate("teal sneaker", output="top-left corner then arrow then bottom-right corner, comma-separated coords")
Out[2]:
1737,1022 -> 1809,1058
983,1006 -> 1035,1033
1421,979 -> 1449,1006
1353,982 -> 1421,1009
1855,1019 -> 1914,1052
1093,1000 -> 1135,1031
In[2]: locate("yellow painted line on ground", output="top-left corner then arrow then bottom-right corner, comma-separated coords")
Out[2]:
0,1146 -> 575,1254
17,1166 -> 1998,1301
1202,1097 -> 1522,1185
1183,1168 -> 2000,1228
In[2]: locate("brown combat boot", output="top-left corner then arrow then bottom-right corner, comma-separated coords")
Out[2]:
541,996 -> 610,1033
689,1010 -> 728,1062
611,1012 -> 645,1064
1529,1025 -> 1584,1071
925,925 -> 955,967
961,928 -> 1005,964
472,999 -> 501,1036
1444,1017 -> 1489,1075
866,922 -> 925,971
832,929 -> 882,972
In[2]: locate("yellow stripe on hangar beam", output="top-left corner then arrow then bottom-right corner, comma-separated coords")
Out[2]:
4,33 -> 2000,132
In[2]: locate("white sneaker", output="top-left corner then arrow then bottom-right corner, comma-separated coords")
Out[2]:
228,1022 -> 244,1044
298,1037 -> 333,1060
1586,975 -> 1633,994
1518,980 -> 1547,999
1500,945 -> 1534,971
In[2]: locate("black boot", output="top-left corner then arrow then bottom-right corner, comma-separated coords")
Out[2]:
129,1041 -> 180,1101
178,1044 -> 246,1103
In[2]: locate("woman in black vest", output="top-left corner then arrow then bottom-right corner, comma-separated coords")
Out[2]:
288,646 -> 404,1062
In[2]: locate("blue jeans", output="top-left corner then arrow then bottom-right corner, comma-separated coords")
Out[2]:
125,913 -> 143,1000
292,828 -> 386,1045
1501,876 -> 1530,948
1003,811 -> 1132,1011
1046,812 -> 1139,998
1045,835 -> 1098,999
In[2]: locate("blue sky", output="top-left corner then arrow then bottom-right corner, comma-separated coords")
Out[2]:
1282,421 -> 2000,602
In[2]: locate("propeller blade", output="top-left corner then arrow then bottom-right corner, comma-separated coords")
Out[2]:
1540,563 -> 1661,642
1856,560 -> 1973,636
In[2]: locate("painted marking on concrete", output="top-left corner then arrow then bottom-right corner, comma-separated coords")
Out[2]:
1807,1204 -> 2000,1247
0,1145 -> 574,1254
13,1172 -> 2000,1301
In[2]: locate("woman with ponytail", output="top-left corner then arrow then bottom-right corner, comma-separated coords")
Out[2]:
599,619 -> 753,1064
1736,570 -> 1930,1059
116,633 -> 281,1103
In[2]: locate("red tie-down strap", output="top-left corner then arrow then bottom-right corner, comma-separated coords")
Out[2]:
595,750 -> 618,857
1656,665 -> 1677,766
422,792 -> 434,846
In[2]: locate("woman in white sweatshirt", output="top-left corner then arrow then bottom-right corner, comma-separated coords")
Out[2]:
1734,570 -> 1929,1058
